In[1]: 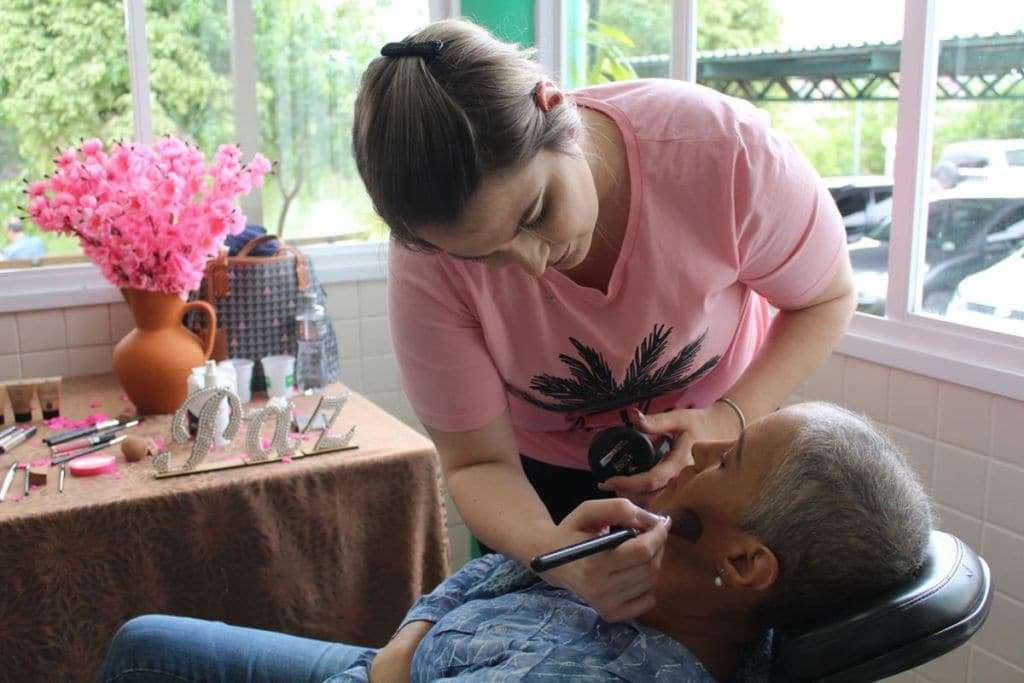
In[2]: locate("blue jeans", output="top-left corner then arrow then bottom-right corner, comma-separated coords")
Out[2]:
98,615 -> 375,682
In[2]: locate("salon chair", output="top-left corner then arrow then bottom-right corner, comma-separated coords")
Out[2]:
771,530 -> 992,682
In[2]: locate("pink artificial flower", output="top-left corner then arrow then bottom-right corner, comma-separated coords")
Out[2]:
82,138 -> 105,157
250,154 -> 272,176
28,136 -> 271,297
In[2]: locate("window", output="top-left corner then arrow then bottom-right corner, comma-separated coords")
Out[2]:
145,0 -> 235,158
566,0 -> 671,86
920,0 -> 1024,332
0,2 -> 133,264
0,0 -> 429,270
253,0 -> 428,242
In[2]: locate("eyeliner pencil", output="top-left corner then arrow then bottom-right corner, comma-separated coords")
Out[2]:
530,527 -> 640,573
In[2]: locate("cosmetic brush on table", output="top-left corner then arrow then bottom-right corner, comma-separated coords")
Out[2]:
43,417 -> 141,447
0,461 -> 19,502
0,426 -> 38,455
49,420 -> 139,454
51,435 -> 126,466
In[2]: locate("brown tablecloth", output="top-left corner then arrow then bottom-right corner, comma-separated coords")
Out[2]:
0,375 -> 448,683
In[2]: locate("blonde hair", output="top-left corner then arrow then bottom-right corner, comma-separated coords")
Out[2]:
352,19 -> 582,250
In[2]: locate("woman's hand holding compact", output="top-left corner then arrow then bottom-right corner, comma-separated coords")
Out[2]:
598,404 -> 743,505
539,498 -> 671,622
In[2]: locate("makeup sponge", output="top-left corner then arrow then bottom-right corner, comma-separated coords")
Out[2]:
122,436 -> 158,463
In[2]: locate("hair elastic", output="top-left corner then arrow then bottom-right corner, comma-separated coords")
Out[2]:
381,40 -> 444,60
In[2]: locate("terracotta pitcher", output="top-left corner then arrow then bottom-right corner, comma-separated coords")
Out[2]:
113,289 -> 217,414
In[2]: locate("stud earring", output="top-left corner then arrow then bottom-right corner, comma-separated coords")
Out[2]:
714,571 -> 724,588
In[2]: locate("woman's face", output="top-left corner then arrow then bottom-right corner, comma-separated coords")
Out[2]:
415,146 -> 600,277
648,407 -> 804,541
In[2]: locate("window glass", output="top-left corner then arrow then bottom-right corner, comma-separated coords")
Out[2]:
695,1 -> 903,317
567,0 -> 670,86
253,0 -> 429,243
0,2 -> 133,263
145,1 -> 234,158
922,0 -> 1024,336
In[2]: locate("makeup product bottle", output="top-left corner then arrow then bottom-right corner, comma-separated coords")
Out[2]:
203,361 -> 232,446
186,366 -> 205,436
295,290 -> 331,391
6,382 -> 36,423
36,377 -> 62,419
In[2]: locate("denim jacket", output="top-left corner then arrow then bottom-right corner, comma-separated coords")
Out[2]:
331,553 -> 771,681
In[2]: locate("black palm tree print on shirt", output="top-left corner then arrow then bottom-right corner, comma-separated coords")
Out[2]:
517,324 -> 720,421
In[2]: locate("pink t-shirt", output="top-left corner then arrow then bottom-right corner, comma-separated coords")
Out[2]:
388,79 -> 846,470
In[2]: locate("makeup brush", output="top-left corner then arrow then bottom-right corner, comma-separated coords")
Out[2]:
51,435 -> 127,466
530,527 -> 640,573
50,420 -> 140,454
43,417 -> 142,447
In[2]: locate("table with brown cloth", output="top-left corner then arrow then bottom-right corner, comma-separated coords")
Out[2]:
0,374 -> 449,683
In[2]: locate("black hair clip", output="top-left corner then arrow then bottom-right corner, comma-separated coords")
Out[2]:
380,40 -> 444,60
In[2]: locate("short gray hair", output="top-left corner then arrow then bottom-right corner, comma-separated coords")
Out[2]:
740,402 -> 934,629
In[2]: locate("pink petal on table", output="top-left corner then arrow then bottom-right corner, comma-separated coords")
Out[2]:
300,433 -> 316,442
30,458 -> 50,469
281,456 -> 293,463
8,494 -> 21,502
111,471 -> 124,479
152,438 -> 166,451
260,437 -> 271,450
86,413 -> 111,425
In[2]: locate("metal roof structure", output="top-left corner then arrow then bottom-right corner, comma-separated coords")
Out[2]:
625,32 -> 1024,101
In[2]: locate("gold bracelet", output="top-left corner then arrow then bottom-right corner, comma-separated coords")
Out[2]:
715,396 -> 746,435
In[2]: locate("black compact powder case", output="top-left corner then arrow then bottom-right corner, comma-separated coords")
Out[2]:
588,426 -> 673,483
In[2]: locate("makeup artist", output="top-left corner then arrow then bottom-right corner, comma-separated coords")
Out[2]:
352,20 -> 855,623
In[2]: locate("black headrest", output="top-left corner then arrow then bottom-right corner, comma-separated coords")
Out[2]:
771,530 -> 992,682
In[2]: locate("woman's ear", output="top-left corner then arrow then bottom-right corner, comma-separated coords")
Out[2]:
533,79 -> 564,112
719,536 -> 778,593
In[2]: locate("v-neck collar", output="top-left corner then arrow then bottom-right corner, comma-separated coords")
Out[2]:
544,93 -> 643,306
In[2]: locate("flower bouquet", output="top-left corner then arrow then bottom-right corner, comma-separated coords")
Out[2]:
25,136 -> 272,413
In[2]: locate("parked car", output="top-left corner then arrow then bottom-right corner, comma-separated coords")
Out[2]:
849,184 -> 1024,315
946,245 -> 1024,336
932,139 -> 1024,189
826,175 -> 893,241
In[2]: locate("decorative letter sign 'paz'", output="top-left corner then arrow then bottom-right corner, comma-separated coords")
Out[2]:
154,390 -> 358,479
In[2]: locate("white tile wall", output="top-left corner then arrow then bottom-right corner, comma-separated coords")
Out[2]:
16,309 -> 66,352
64,305 -> 110,347
890,369 -> 940,438
0,314 -> 19,355
0,279 -> 1020,682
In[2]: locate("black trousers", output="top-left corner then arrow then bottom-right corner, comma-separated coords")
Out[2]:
475,454 -> 614,555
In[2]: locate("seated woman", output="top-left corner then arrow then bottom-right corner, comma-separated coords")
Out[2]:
98,402 -> 933,682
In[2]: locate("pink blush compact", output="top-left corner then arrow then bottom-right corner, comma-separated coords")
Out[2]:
69,454 -> 118,477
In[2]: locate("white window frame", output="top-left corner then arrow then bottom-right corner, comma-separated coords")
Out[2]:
2,0 -> 1022,401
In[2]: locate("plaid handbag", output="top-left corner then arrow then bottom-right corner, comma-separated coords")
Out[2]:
188,235 -> 341,393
